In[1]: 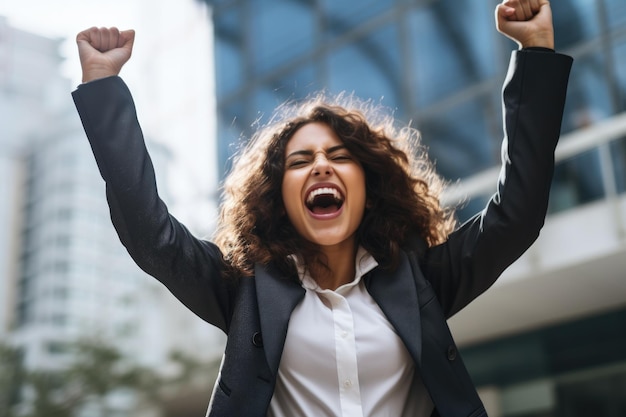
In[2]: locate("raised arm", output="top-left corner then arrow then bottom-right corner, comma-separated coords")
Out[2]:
72,28 -> 235,332
420,0 -> 572,318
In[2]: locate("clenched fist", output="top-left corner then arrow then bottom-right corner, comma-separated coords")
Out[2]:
496,0 -> 554,49
76,27 -> 135,83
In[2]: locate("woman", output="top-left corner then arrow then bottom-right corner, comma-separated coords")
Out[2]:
72,1 -> 572,416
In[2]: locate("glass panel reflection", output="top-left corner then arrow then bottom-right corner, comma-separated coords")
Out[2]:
562,51 -> 613,133
612,40 -> 626,113
321,0 -> 395,31
250,0 -> 316,74
327,24 -> 401,107
552,0 -> 601,48
419,97 -> 496,180
610,136 -> 626,194
407,1 -> 495,107
604,0 -> 626,29
214,7 -> 244,95
549,149 -> 605,214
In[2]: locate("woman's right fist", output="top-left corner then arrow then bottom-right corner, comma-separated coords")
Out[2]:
76,27 -> 135,83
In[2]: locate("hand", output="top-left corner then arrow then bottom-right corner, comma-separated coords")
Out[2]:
76,27 -> 135,83
495,0 -> 554,49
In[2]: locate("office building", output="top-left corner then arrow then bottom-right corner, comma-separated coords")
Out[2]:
0,16 -> 68,338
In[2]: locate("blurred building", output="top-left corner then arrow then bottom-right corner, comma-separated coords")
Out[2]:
0,7 -> 223,416
0,16 -> 67,339
202,0 -> 626,415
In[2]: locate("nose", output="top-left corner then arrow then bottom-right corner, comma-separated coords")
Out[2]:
312,153 -> 332,177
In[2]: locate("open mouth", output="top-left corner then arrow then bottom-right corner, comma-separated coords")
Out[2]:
305,187 -> 344,215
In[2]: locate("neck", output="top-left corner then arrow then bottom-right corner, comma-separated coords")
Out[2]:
310,240 -> 358,291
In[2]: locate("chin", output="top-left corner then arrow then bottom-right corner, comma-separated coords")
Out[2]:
305,231 -> 356,248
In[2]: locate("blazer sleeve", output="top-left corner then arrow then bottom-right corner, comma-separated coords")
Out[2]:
72,76 -> 235,332
420,50 -> 573,318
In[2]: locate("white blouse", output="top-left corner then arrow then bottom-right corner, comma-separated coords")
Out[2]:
268,248 -> 434,417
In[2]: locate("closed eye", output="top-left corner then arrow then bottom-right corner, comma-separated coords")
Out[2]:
331,154 -> 352,161
287,159 -> 311,168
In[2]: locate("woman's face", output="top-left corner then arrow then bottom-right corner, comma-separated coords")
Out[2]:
281,122 -> 366,249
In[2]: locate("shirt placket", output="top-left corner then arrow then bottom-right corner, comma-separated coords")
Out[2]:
322,290 -> 363,417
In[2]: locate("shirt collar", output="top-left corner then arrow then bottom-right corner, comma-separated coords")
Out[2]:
292,247 -> 379,293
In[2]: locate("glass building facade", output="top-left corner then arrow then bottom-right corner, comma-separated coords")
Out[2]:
202,0 -> 626,415
205,0 -> 625,217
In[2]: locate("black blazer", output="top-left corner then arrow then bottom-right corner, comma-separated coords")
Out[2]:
72,50 -> 572,417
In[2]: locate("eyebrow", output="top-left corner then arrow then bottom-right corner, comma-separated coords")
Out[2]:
286,144 -> 347,160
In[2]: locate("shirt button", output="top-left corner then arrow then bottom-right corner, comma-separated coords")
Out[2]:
344,379 -> 352,388
341,330 -> 348,338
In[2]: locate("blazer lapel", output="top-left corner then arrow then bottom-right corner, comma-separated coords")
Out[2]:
365,251 -> 423,366
255,263 -> 305,375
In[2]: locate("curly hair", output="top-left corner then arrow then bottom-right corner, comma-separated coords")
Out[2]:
214,93 -> 456,281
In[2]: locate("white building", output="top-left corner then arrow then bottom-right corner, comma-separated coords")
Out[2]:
0,16 -> 68,338
1,1 -> 224,413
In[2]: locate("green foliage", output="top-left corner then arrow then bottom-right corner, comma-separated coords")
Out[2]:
0,343 -> 24,417
0,339 -> 220,417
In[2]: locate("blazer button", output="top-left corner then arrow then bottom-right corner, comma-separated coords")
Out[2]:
447,345 -> 457,361
252,332 -> 263,347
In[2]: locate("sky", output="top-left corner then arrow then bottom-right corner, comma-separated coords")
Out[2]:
0,0 -> 219,234
0,0 -> 145,84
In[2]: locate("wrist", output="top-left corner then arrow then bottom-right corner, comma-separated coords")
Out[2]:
81,67 -> 119,83
519,33 -> 554,49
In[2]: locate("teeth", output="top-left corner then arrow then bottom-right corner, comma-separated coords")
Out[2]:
306,187 -> 342,205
